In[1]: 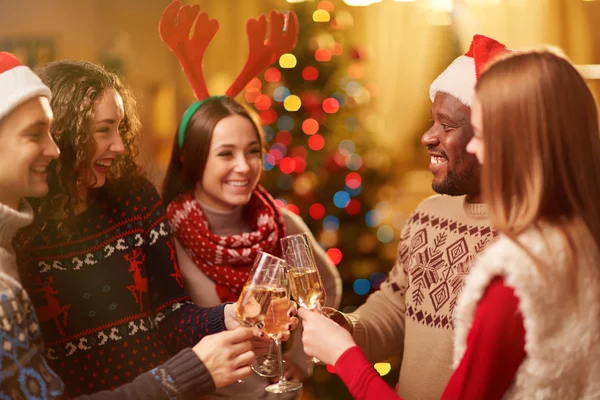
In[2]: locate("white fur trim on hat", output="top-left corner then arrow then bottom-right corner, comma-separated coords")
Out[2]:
0,65 -> 51,122
429,55 -> 476,107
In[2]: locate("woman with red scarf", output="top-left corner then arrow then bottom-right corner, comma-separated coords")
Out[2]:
163,96 -> 342,399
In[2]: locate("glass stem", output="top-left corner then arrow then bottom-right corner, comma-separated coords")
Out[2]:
275,338 -> 286,383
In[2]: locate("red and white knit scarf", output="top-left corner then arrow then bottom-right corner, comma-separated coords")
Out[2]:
167,185 -> 286,302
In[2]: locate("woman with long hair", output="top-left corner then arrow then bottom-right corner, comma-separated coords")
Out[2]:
299,49 -> 600,399
163,95 -> 342,399
14,60 -> 295,397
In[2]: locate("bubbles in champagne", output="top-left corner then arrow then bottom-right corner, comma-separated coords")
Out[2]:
288,268 -> 326,310
236,285 -> 287,327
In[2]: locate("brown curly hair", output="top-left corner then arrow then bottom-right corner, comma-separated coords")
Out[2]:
17,60 -> 143,244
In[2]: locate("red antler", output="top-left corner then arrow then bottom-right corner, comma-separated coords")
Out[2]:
159,0 -> 219,101
226,10 -> 299,97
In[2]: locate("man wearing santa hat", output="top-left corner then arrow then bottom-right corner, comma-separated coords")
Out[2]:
324,34 -> 511,399
0,51 -> 258,399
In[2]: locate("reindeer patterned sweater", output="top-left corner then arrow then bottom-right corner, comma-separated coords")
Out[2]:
16,178 -> 226,396
344,195 -> 495,400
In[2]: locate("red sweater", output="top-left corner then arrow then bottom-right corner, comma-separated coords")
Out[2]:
335,278 -> 526,400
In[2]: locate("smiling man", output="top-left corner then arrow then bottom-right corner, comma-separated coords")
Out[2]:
328,35 -> 510,400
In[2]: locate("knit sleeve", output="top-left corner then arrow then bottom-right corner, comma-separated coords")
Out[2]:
139,180 -> 226,353
342,214 -> 413,362
441,277 -> 525,400
334,346 -> 401,400
0,275 -> 67,399
78,348 -> 215,400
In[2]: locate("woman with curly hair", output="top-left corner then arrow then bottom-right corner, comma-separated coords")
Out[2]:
14,60 -> 294,397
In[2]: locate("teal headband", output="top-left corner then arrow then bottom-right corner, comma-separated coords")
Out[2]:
177,95 -> 227,148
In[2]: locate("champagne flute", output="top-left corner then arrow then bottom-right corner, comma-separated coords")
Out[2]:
281,232 -> 327,363
235,252 -> 302,393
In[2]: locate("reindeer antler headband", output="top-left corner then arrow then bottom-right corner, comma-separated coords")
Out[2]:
159,0 -> 299,148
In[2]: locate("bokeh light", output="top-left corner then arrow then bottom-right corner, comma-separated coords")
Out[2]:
308,134 -> 325,151
323,216 -> 340,231
323,97 -> 340,113
302,66 -> 319,81
345,198 -> 362,215
346,154 -> 363,170
315,48 -> 332,62
377,225 -> 395,243
309,203 -> 326,220
254,95 -> 272,111
279,53 -> 297,68
345,172 -> 362,189
284,94 -> 302,111
365,210 -> 382,227
374,363 -> 391,376
264,67 -> 281,83
353,278 -> 370,295
280,157 -> 297,174
302,118 -> 319,135
326,248 -> 343,265
273,86 -> 291,102
333,191 -> 351,208
313,9 -> 331,22
370,272 -> 387,290
338,139 -> 356,156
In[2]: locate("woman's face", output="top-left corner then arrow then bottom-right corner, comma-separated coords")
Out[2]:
195,115 -> 262,211
86,88 -> 125,188
466,93 -> 485,164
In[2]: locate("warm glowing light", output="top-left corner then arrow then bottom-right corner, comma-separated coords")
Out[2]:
302,118 -> 319,135
374,363 -> 392,376
279,157 -> 297,174
308,134 -> 325,151
326,248 -> 343,265
318,1 -> 335,11
302,66 -> 319,81
322,98 -> 340,114
279,53 -> 297,69
283,95 -> 302,111
430,0 -> 454,12
315,48 -> 332,62
309,203 -> 326,220
264,67 -> 281,83
245,77 -> 261,90
313,9 -> 331,22
254,95 -> 271,111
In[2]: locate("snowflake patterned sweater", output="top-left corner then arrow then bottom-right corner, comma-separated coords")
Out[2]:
16,178 -> 226,396
343,195 -> 496,400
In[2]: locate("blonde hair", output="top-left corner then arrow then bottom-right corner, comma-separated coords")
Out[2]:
476,49 -> 600,272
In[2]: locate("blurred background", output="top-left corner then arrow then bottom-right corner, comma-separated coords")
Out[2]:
2,0 -> 600,398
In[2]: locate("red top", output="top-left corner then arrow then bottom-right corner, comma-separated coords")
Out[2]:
335,277 -> 526,400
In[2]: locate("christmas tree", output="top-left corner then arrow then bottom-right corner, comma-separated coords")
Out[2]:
245,2 -> 402,396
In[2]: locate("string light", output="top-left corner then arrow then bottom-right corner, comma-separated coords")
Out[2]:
302,66 -> 319,81
326,248 -> 343,265
308,134 -> 325,150
279,53 -> 297,69
313,9 -> 331,22
374,363 -> 392,376
284,94 -> 302,111
302,118 -> 319,135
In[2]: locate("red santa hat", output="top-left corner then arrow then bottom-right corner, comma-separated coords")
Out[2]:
429,34 -> 509,106
0,52 -> 51,122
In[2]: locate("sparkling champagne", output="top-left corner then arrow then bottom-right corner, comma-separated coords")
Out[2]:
262,296 -> 290,337
236,285 -> 287,327
288,268 -> 326,310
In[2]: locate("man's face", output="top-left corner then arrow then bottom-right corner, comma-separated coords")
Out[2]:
421,92 -> 481,198
0,97 -> 59,209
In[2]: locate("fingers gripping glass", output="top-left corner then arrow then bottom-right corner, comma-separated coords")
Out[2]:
234,252 -> 302,393
281,232 -> 328,364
